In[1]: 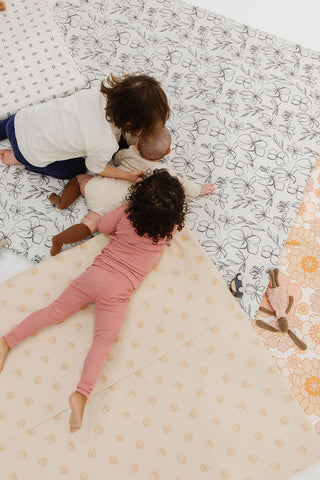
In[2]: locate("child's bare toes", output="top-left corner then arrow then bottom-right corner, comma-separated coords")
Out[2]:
68,392 -> 87,433
0,150 -> 19,165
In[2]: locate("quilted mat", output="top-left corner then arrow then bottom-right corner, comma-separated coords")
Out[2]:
1,0 -> 320,323
0,0 -> 85,119
1,227 -> 320,479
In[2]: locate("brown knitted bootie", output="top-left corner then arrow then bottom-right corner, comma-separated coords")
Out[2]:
49,176 -> 81,210
51,223 -> 92,256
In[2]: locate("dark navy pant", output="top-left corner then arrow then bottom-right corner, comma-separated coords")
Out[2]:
0,114 -> 87,179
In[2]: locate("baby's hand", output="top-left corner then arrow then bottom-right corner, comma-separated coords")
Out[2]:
129,170 -> 145,183
200,183 -> 215,196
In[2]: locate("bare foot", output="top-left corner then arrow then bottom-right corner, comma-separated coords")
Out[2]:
49,193 -> 64,210
0,337 -> 10,372
69,391 -> 87,433
0,150 -> 20,166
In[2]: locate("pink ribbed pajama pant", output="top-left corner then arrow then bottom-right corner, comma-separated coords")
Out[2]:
4,265 -> 133,398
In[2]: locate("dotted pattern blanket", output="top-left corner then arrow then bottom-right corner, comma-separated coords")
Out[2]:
0,227 -> 320,479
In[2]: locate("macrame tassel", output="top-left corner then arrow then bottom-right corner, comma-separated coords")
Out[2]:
255,318 -> 307,350
287,330 -> 307,351
255,319 -> 279,333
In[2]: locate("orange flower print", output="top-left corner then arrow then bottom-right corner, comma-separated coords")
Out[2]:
305,377 -> 320,397
295,194 -> 316,225
291,358 -> 320,416
305,176 -> 314,192
287,354 -> 301,369
289,314 -> 303,331
296,302 -> 309,316
275,358 -> 290,383
287,244 -> 320,289
310,219 -> 320,237
301,316 -> 320,355
286,226 -> 318,248
315,188 -> 320,199
310,289 -> 320,313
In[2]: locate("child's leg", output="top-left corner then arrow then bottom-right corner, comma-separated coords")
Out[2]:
49,176 -> 81,210
76,302 -> 127,396
77,174 -> 94,197
0,338 -> 10,372
0,117 -> 9,140
69,271 -> 132,432
49,174 -> 94,210
51,223 -> 92,256
2,273 -> 93,361
0,116 -> 18,165
50,211 -> 100,256
68,302 -> 128,432
0,116 -> 21,165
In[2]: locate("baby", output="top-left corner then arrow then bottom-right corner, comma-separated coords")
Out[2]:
49,127 -> 215,255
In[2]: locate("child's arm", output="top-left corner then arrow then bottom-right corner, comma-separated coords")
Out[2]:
98,206 -> 125,235
98,164 -> 144,183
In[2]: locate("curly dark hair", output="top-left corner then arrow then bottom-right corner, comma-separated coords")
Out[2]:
101,73 -> 170,136
125,169 -> 188,243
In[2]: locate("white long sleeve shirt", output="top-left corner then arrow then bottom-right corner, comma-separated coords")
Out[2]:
83,145 -> 201,216
14,87 -> 120,174
114,145 -> 201,198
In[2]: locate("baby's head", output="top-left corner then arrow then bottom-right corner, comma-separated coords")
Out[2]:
138,127 -> 171,161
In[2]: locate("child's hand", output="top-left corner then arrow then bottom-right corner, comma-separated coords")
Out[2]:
200,183 -> 215,196
129,170 -> 145,183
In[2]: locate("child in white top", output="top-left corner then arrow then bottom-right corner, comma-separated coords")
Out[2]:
0,73 -> 170,181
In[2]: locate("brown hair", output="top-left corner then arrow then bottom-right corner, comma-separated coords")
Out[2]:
139,126 -> 171,161
101,73 -> 170,137
125,169 -> 188,243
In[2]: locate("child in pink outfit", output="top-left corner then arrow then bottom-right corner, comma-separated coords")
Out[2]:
0,169 -> 187,433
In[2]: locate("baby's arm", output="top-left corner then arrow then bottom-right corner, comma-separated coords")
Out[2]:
200,183 -> 215,196
99,164 -> 144,183
166,166 -> 215,198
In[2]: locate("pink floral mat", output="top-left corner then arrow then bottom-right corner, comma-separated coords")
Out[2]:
255,155 -> 320,436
